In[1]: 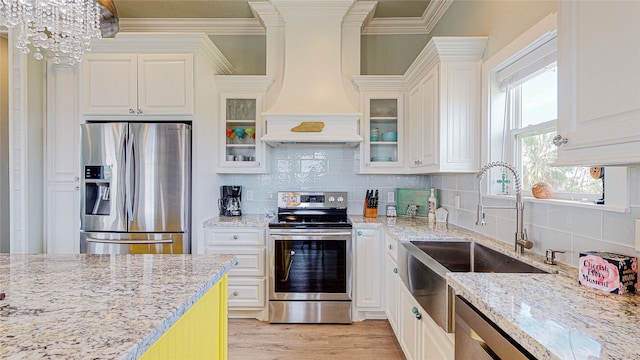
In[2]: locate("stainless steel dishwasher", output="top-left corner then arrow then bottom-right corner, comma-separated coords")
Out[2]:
455,296 -> 535,359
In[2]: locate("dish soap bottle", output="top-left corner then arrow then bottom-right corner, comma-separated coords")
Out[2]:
428,187 -> 437,223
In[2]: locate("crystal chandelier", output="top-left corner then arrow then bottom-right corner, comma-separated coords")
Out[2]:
0,0 -> 103,65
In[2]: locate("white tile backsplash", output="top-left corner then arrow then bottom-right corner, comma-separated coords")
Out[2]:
217,145 -> 429,216
219,149 -> 640,263
437,168 -> 640,263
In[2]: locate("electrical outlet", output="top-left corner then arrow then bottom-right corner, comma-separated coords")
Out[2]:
388,191 -> 395,203
246,190 -> 254,201
635,219 -> 640,252
455,195 -> 461,209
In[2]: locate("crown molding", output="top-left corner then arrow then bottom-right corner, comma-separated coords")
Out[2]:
118,0 -> 453,37
361,0 -> 453,35
249,2 -> 284,28
119,18 -> 265,36
214,75 -> 274,92
351,75 -> 407,91
344,1 -> 377,28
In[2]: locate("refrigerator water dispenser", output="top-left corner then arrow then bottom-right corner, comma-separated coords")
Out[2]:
84,165 -> 112,215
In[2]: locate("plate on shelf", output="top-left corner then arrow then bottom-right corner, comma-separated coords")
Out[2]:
371,156 -> 393,162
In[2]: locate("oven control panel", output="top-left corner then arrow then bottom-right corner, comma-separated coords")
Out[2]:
277,191 -> 348,209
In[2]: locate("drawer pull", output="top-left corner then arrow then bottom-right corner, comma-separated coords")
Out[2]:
412,306 -> 422,320
393,268 -> 398,274
357,231 -> 363,236
233,235 -> 238,240
232,291 -> 239,297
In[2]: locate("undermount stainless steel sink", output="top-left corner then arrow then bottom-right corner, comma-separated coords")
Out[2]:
398,240 -> 551,333
411,241 -> 548,274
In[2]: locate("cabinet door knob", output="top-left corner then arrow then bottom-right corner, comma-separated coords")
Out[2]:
256,162 -> 260,166
388,244 -> 393,250
232,291 -> 239,297
412,306 -> 422,320
393,268 -> 398,274
74,176 -> 80,182
129,108 -> 135,114
233,235 -> 238,239
357,231 -> 363,236
553,135 -> 568,147
136,108 -> 142,115
74,186 -> 80,191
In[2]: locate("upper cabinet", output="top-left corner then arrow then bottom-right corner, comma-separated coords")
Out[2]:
405,37 -> 486,173
556,1 -> 640,166
214,76 -> 274,174
81,53 -> 194,116
78,33 -> 233,119
353,77 -> 406,174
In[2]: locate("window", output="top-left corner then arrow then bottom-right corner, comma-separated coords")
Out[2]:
508,66 -> 601,199
491,33 -> 601,201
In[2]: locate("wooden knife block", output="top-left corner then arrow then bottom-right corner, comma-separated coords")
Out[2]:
363,199 -> 378,218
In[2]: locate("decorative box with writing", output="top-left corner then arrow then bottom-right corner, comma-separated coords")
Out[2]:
578,251 -> 637,295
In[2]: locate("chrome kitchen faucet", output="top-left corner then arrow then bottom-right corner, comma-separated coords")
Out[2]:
476,161 -> 533,255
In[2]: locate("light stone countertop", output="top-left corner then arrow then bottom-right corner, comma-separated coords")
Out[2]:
203,214 -> 274,228
0,254 -> 235,360
350,215 -> 640,360
203,214 -> 640,358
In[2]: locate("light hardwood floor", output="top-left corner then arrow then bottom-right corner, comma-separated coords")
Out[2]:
228,319 -> 405,360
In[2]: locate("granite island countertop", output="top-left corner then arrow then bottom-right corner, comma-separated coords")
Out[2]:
349,215 -> 640,360
0,254 -> 235,359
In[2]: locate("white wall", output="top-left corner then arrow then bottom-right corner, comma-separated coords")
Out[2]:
0,36 -> 9,252
26,54 -> 44,253
429,0 -> 558,60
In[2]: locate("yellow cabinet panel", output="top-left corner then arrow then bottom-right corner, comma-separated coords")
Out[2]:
141,275 -> 228,359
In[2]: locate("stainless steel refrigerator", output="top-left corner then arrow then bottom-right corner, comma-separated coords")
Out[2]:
80,122 -> 191,254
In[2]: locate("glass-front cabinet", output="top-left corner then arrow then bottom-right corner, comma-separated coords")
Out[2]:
359,93 -> 405,173
215,76 -> 273,173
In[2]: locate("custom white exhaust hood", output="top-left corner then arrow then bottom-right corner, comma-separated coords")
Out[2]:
258,0 -> 364,146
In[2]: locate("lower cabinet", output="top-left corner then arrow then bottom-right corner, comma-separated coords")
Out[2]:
140,275 -> 228,359
354,228 -> 385,318
204,228 -> 268,320
397,284 -> 454,360
384,231 -> 454,360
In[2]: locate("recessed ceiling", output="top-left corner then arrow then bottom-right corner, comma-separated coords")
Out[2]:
115,0 -> 432,19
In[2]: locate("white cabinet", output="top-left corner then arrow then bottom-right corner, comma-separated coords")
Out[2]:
204,227 -> 268,320
405,37 -> 486,173
398,283 -> 422,360
46,183 -> 80,254
81,53 -> 194,116
214,76 -> 273,174
354,228 -> 384,314
556,1 -> 640,166
398,282 -> 454,360
384,233 -> 400,334
45,61 -> 80,254
409,66 -> 438,170
352,77 -> 406,174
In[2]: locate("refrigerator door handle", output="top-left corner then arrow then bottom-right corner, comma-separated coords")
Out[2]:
125,132 -> 135,221
119,130 -> 127,224
86,238 -> 174,244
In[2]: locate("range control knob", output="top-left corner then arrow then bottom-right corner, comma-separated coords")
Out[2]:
328,196 -> 335,203
337,196 -> 344,203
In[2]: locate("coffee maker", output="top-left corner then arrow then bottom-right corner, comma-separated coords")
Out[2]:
219,185 -> 242,216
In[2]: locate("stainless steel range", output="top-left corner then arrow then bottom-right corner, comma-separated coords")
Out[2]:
268,191 -> 352,324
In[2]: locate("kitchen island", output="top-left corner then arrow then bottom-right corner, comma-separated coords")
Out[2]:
0,254 -> 235,359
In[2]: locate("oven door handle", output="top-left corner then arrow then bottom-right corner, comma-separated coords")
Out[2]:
270,231 -> 352,237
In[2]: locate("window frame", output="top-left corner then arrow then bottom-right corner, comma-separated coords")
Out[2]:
481,13 -> 628,212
